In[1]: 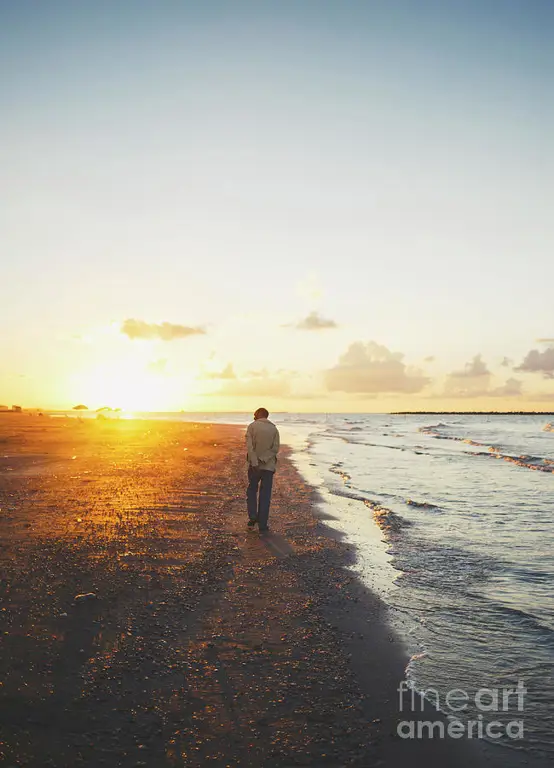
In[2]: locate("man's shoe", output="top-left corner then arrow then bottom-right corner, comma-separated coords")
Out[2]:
259,527 -> 270,534
247,519 -> 258,529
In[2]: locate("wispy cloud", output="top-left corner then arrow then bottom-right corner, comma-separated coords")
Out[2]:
490,378 -> 523,397
201,363 -> 236,380
450,354 -> 490,378
444,354 -> 492,397
212,372 -> 290,398
515,347 -> 554,379
287,311 -> 338,331
442,376 -> 523,399
325,341 -> 429,394
443,354 -> 524,398
536,338 -> 554,343
121,319 -> 205,341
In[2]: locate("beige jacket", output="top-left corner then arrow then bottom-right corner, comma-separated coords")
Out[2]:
246,418 -> 280,472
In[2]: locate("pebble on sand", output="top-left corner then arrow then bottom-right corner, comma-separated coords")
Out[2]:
74,592 -> 97,602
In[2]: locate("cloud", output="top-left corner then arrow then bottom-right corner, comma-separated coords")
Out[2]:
500,357 -> 512,367
444,354 -> 523,398
490,378 -> 523,397
443,377 -> 523,399
121,318 -> 205,341
325,341 -> 430,394
201,363 -> 236,380
515,347 -> 554,379
292,311 -> 338,331
424,356 -> 435,363
450,354 -> 490,378
537,338 -> 554,343
245,367 -> 298,377
444,355 -> 492,397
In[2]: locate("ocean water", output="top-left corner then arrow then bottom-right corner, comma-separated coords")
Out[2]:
53,409 -> 554,755
283,413 -> 554,758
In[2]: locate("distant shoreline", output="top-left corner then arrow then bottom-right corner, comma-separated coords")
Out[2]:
391,411 -> 554,416
2,409 -> 554,419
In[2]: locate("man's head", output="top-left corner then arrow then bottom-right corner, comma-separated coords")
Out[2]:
254,407 -> 269,420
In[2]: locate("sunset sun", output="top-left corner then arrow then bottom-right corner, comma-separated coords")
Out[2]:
72,363 -> 191,412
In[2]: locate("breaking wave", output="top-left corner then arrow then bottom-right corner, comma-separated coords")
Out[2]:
420,423 -> 554,473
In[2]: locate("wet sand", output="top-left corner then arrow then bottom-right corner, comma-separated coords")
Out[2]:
0,415 -> 539,767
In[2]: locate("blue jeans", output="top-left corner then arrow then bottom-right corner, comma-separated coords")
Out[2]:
247,466 -> 274,530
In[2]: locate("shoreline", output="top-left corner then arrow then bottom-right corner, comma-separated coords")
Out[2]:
284,422 -> 550,768
290,426 -> 549,768
0,415 -> 548,766
284,427 -> 398,603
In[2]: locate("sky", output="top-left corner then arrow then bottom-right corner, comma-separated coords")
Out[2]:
1,0 -> 553,412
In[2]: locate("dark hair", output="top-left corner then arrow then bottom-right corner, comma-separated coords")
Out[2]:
254,407 -> 269,420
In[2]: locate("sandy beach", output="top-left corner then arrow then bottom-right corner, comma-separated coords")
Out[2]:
0,415 -> 538,767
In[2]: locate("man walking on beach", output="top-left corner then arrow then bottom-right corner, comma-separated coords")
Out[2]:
246,407 -> 280,533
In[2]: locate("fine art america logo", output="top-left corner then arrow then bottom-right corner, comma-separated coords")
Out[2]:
397,680 -> 526,740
